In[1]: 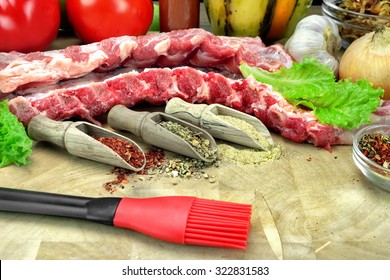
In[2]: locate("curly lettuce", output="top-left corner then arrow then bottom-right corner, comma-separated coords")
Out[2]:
0,99 -> 32,168
239,57 -> 384,130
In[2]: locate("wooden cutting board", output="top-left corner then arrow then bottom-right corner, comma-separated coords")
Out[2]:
1,124 -> 390,260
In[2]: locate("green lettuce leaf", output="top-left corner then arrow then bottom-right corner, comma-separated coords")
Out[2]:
239,57 -> 384,130
0,99 -> 32,168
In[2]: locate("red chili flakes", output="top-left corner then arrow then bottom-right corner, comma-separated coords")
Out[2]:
101,148 -> 165,193
94,136 -> 145,168
102,168 -> 129,193
138,148 -> 165,175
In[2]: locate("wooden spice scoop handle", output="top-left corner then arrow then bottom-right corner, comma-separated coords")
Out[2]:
165,97 -> 207,126
27,115 -> 73,148
107,105 -> 149,137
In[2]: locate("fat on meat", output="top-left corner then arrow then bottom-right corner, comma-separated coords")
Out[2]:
0,28 -> 294,96
8,66 -> 390,150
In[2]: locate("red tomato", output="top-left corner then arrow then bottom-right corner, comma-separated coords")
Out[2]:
66,0 -> 154,44
0,0 -> 61,53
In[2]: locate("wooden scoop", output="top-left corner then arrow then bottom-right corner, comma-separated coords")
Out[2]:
165,98 -> 274,150
27,115 -> 146,171
107,105 -> 218,162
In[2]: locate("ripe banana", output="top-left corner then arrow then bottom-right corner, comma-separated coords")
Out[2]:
204,0 -> 227,35
204,0 -> 313,42
205,0 -> 276,37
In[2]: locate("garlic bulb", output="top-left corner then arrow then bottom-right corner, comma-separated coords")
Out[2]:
285,15 -> 342,75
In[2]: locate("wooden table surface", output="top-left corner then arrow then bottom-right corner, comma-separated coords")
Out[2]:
1,5 -> 390,260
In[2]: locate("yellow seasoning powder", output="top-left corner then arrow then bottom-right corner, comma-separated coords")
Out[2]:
217,115 -> 273,150
217,143 -> 284,165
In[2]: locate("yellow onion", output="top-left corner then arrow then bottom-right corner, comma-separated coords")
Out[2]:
339,26 -> 390,100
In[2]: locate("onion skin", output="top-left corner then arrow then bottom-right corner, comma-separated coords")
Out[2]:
339,26 -> 390,100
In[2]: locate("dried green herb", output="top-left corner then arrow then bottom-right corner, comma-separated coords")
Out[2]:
159,121 -> 217,160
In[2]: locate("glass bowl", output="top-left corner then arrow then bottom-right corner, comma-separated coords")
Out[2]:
352,124 -> 390,192
322,0 -> 390,48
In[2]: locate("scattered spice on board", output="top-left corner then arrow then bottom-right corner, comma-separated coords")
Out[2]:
98,118 -> 283,192
94,136 -> 145,168
156,156 -> 216,179
217,115 -> 273,150
101,148 -> 165,193
102,168 -> 129,194
359,132 -> 390,169
138,148 -> 166,175
159,121 -> 217,160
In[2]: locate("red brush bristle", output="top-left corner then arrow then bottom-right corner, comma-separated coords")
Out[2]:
184,198 -> 252,249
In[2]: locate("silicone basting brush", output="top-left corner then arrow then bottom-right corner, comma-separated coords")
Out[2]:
0,187 -> 252,249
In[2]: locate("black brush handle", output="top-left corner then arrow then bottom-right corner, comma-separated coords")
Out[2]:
0,187 -> 121,225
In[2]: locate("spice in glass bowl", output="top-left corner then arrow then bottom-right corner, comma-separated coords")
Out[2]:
352,124 -> 390,191
358,132 -> 390,169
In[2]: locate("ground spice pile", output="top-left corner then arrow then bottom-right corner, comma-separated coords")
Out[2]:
217,115 -> 273,150
215,115 -> 283,164
217,143 -> 283,165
